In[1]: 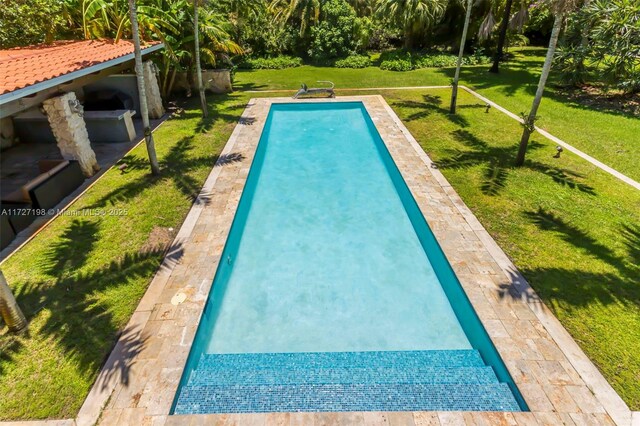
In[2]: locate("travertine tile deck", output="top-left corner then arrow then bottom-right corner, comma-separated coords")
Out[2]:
75,96 -> 632,426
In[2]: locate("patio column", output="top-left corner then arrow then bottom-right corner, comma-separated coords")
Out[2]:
143,60 -> 164,119
42,92 -> 100,177
0,117 -> 16,149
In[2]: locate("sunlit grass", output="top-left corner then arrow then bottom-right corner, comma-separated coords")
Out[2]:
379,88 -> 640,410
236,47 -> 640,181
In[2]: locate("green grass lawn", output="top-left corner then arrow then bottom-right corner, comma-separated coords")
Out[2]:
372,88 -> 640,410
0,98 -> 247,419
0,60 -> 638,419
236,47 -> 640,182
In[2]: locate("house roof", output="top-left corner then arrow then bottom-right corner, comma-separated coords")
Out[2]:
0,39 -> 163,103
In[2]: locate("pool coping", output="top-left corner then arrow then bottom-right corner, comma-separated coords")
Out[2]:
73,95 -> 631,426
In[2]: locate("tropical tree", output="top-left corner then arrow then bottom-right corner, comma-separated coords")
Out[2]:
587,0 -> 640,93
347,0 -> 376,16
0,270 -> 27,333
308,0 -> 361,61
515,0 -> 579,166
488,0 -> 514,73
450,0 -> 474,113
128,0 -> 160,175
63,0 -> 179,42
271,0 -> 321,37
0,0 -> 64,48
376,0 -> 449,48
194,0 -> 208,118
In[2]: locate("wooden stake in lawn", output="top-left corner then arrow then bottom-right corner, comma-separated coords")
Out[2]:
194,0 -> 209,118
515,3 -> 569,166
128,0 -> 161,175
450,0 -> 473,114
0,269 -> 27,333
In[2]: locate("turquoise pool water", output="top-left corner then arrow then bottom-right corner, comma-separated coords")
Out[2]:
173,102 -> 526,413
206,102 -> 469,354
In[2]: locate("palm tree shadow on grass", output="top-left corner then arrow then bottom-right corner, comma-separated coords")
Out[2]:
434,61 -> 639,119
497,209 -> 640,311
92,95 -> 252,208
434,129 -> 596,196
0,331 -> 24,376
0,95 -> 249,390
194,98 -> 250,134
1,217 -> 184,386
89,136 -> 245,209
392,94 -> 471,128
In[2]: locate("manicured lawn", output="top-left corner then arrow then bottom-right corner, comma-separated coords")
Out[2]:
1,67 -> 638,419
0,98 -> 247,419
236,47 -> 640,182
376,88 -> 639,410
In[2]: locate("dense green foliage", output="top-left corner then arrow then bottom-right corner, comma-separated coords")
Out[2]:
375,0 -> 448,48
335,54 -> 373,68
379,50 -> 490,71
3,0 -> 635,90
557,0 -> 640,92
0,0 -> 64,48
380,58 -> 414,71
308,0 -> 362,61
238,56 -> 304,69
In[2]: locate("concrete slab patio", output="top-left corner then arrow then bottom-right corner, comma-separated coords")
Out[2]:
63,96 -> 634,426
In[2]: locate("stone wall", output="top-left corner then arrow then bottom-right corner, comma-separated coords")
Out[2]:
42,92 -> 100,177
142,61 -> 165,119
173,69 -> 233,95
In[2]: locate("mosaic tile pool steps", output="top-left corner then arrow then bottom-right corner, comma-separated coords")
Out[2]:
174,350 -> 521,414
188,366 -> 499,386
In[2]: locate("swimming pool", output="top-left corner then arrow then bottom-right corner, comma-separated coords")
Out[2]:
173,101 -> 525,414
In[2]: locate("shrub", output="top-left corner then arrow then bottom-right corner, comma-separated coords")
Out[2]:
238,56 -> 303,70
379,49 -> 413,63
463,49 -> 492,66
414,54 -> 458,68
380,59 -> 414,71
334,55 -> 372,68
378,50 -> 491,71
508,33 -> 530,47
308,0 -> 361,62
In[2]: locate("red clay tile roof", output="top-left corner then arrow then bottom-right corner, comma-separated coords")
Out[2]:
0,39 -> 161,96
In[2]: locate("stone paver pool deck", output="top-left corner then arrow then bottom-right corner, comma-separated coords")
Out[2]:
75,96 -> 632,426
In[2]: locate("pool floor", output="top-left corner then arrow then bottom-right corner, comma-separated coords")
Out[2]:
205,103 -> 469,354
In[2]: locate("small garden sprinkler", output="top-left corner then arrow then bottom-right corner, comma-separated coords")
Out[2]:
485,104 -> 491,113
554,146 -> 563,158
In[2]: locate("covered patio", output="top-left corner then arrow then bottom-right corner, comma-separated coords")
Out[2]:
0,39 -> 165,253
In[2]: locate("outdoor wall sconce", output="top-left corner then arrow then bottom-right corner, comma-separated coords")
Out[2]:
68,99 -> 84,117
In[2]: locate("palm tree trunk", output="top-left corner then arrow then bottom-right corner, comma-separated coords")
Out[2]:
161,60 -> 171,98
450,0 -> 474,114
128,0 -> 160,175
489,0 -> 514,73
515,12 -> 564,166
167,67 -> 178,97
0,270 -> 27,333
194,0 -> 209,118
